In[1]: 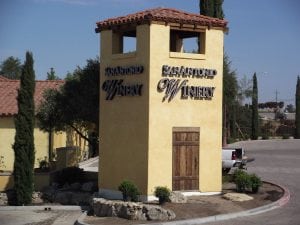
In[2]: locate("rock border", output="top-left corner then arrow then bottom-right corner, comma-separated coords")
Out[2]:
92,198 -> 176,221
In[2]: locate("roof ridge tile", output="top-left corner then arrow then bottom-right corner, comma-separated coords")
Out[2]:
95,7 -> 227,32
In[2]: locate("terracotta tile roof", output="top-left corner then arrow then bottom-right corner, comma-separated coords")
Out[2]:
0,75 -> 64,117
96,7 -> 227,32
0,75 -> 11,81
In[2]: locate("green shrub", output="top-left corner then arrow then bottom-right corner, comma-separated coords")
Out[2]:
154,186 -> 171,205
233,169 -> 245,182
118,180 -> 140,202
233,169 -> 251,193
282,134 -> 290,139
233,170 -> 263,193
36,157 -> 50,172
249,173 -> 262,193
227,137 -> 236,144
54,166 -> 84,186
261,134 -> 269,140
222,174 -> 233,183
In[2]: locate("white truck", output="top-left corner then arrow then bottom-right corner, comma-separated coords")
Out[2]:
222,147 -> 249,173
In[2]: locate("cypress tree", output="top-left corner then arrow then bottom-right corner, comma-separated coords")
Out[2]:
200,0 -> 214,17
251,73 -> 259,140
295,76 -> 300,138
213,0 -> 224,19
13,52 -> 36,205
199,0 -> 224,19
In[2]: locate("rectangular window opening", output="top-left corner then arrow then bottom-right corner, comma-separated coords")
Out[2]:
112,30 -> 136,54
170,29 -> 205,54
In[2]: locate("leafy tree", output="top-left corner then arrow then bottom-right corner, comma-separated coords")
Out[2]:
13,52 -> 36,205
223,55 -> 238,142
47,67 -> 60,80
285,104 -> 295,113
259,101 -> 284,109
199,0 -> 238,145
213,0 -> 224,19
37,58 -> 100,156
199,0 -> 224,19
251,73 -> 259,140
236,104 -> 252,139
200,0 -> 214,17
237,75 -> 252,105
36,89 -> 64,161
296,76 -> 300,138
0,56 -> 22,79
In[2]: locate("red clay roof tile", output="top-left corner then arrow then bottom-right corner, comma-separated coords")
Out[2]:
0,75 -> 64,116
96,7 -> 227,32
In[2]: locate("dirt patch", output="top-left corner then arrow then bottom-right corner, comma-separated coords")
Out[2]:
84,182 -> 283,225
165,182 -> 283,220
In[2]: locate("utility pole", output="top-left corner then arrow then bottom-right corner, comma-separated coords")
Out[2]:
275,90 -> 279,103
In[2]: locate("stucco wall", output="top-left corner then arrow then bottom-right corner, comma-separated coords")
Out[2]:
99,24 -> 150,194
0,117 -> 66,171
99,23 -> 224,196
0,118 -> 15,171
0,172 -> 50,192
147,24 -> 223,193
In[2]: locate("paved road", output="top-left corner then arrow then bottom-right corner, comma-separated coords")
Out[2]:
205,139 -> 300,225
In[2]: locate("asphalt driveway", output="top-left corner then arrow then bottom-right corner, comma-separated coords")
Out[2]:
204,139 -> 300,225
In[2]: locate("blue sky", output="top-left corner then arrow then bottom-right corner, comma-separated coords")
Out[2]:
0,0 -> 299,105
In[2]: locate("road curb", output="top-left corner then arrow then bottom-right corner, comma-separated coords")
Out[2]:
75,211 -> 90,225
75,180 -> 290,225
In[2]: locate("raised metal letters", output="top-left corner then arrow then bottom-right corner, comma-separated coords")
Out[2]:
157,78 -> 215,102
162,65 -> 217,78
105,65 -> 144,76
157,78 -> 188,102
102,79 -> 143,100
181,85 -> 215,99
158,65 -> 217,102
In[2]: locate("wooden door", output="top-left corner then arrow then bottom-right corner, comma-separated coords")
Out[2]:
172,129 -> 199,191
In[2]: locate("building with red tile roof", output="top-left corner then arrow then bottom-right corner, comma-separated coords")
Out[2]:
0,75 -> 67,176
0,76 -> 90,181
0,75 -> 64,117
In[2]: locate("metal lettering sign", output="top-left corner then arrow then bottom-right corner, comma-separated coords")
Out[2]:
162,65 -> 217,78
157,65 -> 217,102
102,65 -> 144,100
105,65 -> 144,76
102,79 -> 143,100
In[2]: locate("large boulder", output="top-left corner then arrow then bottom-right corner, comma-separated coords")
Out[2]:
70,182 -> 81,191
71,192 -> 92,205
92,198 -> 175,221
54,191 -> 73,205
81,181 -> 96,192
0,192 -> 8,205
41,185 -> 58,202
143,205 -> 176,220
169,191 -> 187,203
223,193 -> 253,202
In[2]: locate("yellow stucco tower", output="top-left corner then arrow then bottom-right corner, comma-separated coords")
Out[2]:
96,8 -> 228,200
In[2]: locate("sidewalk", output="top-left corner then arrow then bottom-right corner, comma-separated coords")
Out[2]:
0,206 -> 82,225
